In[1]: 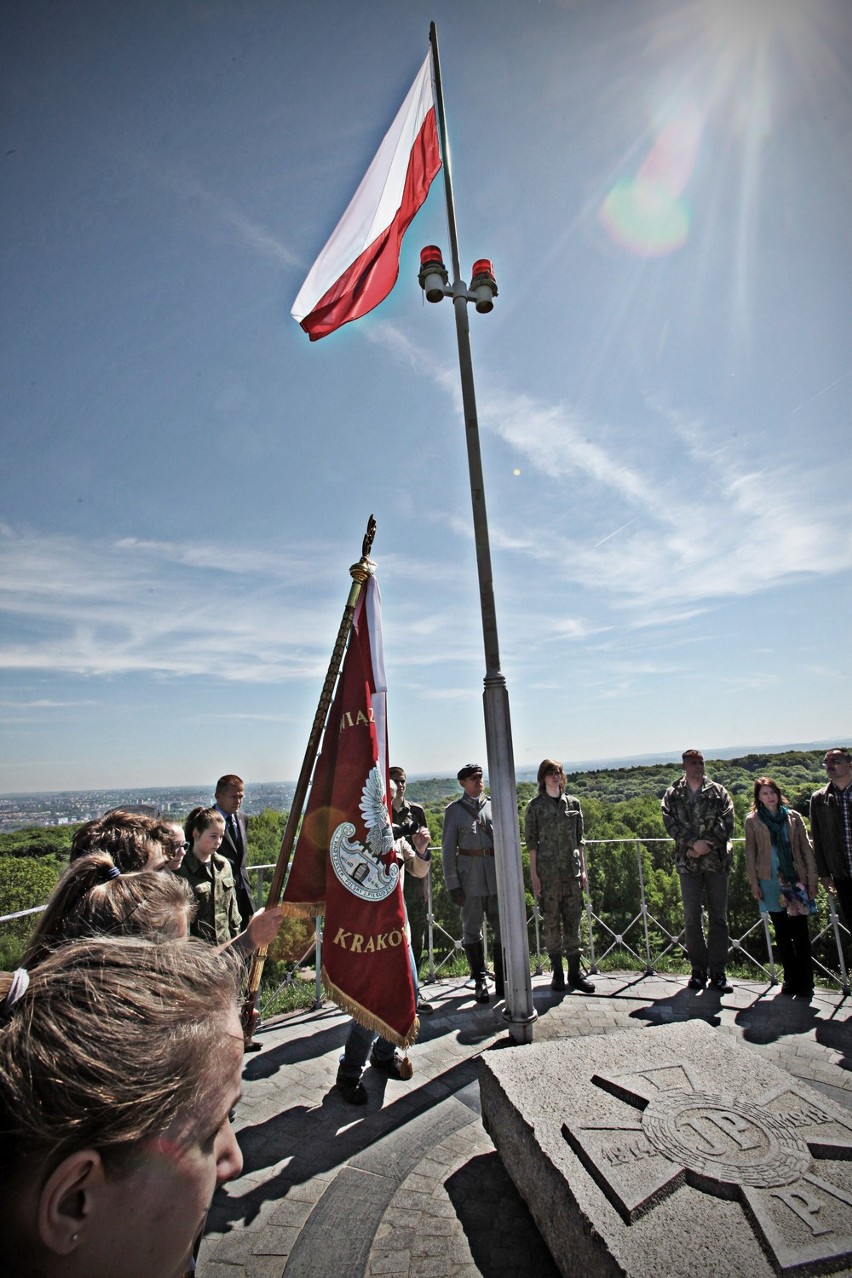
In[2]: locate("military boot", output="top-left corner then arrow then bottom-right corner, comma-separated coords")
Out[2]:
464,942 -> 490,1003
549,953 -> 566,991
568,955 -> 594,993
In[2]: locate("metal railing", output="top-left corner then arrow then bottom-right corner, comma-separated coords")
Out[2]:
577,838 -> 849,994
249,839 -> 850,997
2,840 -> 849,997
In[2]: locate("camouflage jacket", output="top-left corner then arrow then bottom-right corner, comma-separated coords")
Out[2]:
524,791 -> 584,877
177,848 -> 242,945
661,776 -> 734,874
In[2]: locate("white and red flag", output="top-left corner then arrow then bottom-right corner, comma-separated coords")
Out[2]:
281,575 -> 416,1046
291,51 -> 441,342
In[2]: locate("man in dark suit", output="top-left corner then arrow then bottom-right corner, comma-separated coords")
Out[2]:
214,773 -> 255,927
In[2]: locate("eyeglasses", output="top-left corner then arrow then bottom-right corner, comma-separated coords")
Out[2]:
173,841 -> 190,852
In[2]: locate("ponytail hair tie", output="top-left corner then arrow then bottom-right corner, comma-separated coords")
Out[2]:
106,866 -> 121,880
1,968 -> 30,1016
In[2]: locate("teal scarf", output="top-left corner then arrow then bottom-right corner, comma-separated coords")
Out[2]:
758,804 -> 796,882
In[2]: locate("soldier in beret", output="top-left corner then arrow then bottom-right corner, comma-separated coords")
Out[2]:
441,764 -> 502,1003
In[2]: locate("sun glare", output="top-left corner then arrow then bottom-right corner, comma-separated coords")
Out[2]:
598,0 -> 843,260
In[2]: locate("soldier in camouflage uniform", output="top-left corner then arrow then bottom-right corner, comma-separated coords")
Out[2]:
524,759 -> 593,993
661,749 -> 735,993
177,806 -> 242,946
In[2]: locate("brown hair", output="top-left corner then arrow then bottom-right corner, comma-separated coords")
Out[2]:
70,810 -> 168,871
751,776 -> 788,812
215,774 -> 244,793
0,937 -> 242,1187
185,805 -> 226,845
536,758 -> 564,792
22,853 -> 196,968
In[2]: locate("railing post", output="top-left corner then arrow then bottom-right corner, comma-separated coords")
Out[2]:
761,912 -> 777,986
827,893 -> 851,995
532,899 -> 543,975
635,840 -> 654,975
314,914 -> 324,1009
583,874 -> 598,975
426,868 -> 436,982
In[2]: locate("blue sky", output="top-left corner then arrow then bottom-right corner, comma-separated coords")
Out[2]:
2,0 -> 850,793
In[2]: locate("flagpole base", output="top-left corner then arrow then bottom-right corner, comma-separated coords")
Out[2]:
482,677 -> 536,1044
501,1005 -> 538,1044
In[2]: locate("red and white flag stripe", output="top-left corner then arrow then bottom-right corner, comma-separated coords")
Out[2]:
292,52 -> 441,341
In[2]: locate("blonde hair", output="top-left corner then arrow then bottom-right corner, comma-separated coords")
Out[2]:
22,852 -> 196,968
0,938 -> 241,1188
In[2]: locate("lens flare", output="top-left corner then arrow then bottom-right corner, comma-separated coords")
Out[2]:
600,108 -> 702,258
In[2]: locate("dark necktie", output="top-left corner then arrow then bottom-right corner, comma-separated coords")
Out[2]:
229,815 -> 242,854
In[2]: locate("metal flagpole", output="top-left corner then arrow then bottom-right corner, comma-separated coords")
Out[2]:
241,516 -> 377,1044
423,22 -> 536,1043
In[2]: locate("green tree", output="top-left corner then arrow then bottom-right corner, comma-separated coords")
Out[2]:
246,807 -> 290,868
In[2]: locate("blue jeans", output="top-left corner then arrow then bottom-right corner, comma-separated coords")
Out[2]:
337,944 -> 419,1081
337,1020 -> 396,1080
679,870 -> 730,973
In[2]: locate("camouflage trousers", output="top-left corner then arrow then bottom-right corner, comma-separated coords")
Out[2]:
539,876 -> 584,957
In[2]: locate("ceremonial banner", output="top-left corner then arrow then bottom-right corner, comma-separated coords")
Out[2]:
282,575 -> 416,1046
291,51 -> 441,341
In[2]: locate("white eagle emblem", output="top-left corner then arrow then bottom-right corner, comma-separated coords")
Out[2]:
329,766 -> 400,902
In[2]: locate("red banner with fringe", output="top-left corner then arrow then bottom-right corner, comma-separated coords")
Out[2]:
281,576 -> 416,1047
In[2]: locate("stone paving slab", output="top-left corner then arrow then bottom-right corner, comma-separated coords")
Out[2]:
199,972 -> 852,1278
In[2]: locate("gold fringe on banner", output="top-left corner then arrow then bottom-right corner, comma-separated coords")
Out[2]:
322,966 -> 419,1050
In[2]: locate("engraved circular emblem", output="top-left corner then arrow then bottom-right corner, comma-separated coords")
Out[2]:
329,821 -> 399,902
642,1090 -> 811,1189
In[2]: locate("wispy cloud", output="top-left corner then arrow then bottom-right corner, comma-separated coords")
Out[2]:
153,166 -> 303,269
476,384 -> 851,613
368,324 -> 851,644
0,699 -> 97,709
0,526 -> 475,682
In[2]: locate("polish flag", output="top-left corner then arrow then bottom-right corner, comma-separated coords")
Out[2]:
292,52 -> 441,342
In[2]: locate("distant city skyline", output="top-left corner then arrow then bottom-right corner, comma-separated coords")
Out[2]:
2,1 -> 850,792
1,737 -> 845,803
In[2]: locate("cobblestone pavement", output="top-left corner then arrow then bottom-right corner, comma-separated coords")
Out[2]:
200,971 -> 852,1278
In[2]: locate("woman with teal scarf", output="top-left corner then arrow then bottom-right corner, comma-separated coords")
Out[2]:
744,776 -> 819,997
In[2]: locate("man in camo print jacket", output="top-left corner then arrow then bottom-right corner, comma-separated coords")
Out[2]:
661,749 -> 735,995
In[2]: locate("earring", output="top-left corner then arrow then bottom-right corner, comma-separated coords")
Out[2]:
71,1233 -> 79,1243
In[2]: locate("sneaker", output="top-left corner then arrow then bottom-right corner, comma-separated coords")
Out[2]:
369,1049 -> 411,1079
687,969 -> 706,990
416,998 -> 434,1015
709,973 -> 733,994
474,975 -> 490,1003
336,1075 -> 368,1105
